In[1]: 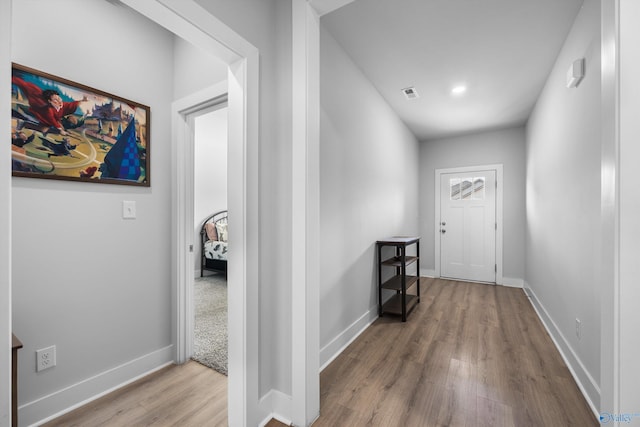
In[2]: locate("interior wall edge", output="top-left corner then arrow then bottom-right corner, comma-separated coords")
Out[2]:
0,0 -> 12,424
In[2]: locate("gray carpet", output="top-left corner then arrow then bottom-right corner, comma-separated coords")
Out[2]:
192,274 -> 228,376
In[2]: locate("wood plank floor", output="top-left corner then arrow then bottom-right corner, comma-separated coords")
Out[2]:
42,361 -> 227,427
44,278 -> 597,427
316,278 -> 597,427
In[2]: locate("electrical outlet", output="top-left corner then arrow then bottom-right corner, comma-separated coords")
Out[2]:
575,318 -> 582,341
36,345 -> 56,372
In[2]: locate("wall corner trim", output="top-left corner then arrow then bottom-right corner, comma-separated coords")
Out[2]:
258,389 -> 293,427
501,277 -> 524,288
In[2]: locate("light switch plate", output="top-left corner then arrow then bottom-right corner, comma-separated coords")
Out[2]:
122,200 -> 136,219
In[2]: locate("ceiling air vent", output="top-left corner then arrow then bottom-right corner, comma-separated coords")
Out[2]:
401,86 -> 419,100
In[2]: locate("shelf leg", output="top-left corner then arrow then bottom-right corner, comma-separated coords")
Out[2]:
401,245 -> 407,322
416,240 -> 420,303
377,243 -> 382,316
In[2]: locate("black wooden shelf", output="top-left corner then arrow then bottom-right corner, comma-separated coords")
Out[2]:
381,275 -> 419,291
381,256 -> 418,268
381,294 -> 419,316
376,236 -> 420,322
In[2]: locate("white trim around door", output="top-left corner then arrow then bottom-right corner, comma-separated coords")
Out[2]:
435,164 -> 504,285
121,1 -> 260,425
172,84 -> 228,364
291,1 -> 321,425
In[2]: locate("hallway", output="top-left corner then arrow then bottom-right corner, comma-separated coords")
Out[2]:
43,278 -> 597,426
317,278 -> 597,426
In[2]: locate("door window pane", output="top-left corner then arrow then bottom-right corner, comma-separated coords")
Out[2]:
461,178 -> 473,199
450,179 -> 461,200
450,176 -> 486,200
472,177 -> 485,200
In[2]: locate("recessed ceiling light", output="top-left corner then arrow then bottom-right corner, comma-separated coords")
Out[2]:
451,85 -> 467,96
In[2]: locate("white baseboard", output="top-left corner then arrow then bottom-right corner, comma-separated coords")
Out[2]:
501,277 -> 524,288
22,345 -> 174,427
319,307 -> 379,371
421,270 -> 521,288
258,389 -> 292,427
523,284 -> 600,419
420,268 -> 435,277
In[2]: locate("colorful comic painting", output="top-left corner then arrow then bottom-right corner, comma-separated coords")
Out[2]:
11,63 -> 150,186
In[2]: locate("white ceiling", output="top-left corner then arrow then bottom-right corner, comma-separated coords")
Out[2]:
321,0 -> 585,141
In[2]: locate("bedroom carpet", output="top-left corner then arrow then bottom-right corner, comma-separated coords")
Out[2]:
193,274 -> 228,376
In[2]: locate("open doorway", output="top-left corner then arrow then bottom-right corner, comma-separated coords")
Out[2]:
123,2 -> 261,424
192,103 -> 228,376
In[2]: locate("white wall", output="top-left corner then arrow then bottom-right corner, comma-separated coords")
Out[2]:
11,1 -> 175,424
194,107 -> 228,273
418,127 -> 526,282
173,37 -> 227,101
525,0 -> 601,410
319,27 -> 420,366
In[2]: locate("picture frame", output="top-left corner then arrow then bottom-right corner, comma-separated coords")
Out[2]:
11,63 -> 150,186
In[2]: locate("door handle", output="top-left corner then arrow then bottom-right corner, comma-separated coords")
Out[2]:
441,222 -> 446,226
440,229 -> 446,234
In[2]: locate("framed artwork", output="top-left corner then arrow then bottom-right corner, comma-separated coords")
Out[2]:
11,63 -> 150,186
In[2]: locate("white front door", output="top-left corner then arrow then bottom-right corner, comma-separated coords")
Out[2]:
439,170 -> 496,283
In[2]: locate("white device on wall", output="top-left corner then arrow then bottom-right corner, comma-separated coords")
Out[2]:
566,58 -> 585,88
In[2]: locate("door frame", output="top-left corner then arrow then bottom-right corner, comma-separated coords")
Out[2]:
172,84 -> 228,362
121,1 -> 260,425
435,164 -> 504,284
